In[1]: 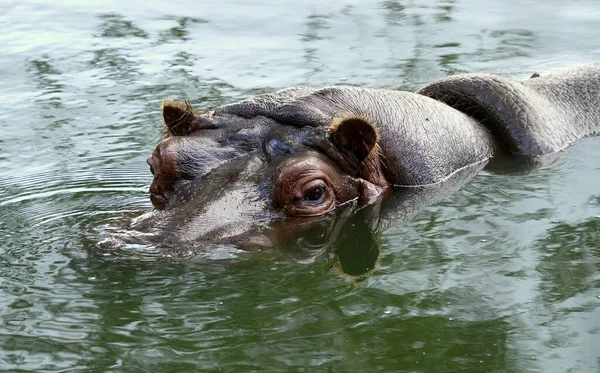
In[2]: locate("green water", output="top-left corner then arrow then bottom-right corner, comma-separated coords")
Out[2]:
1,0 -> 600,371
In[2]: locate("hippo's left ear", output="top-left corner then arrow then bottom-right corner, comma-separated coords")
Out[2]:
330,115 -> 380,162
161,99 -> 200,137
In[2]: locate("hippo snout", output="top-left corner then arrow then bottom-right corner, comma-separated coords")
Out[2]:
146,138 -> 181,210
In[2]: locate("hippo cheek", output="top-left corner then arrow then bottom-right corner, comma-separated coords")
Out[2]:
154,154 -> 282,248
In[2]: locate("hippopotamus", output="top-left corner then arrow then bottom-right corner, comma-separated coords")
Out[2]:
106,63 -> 599,268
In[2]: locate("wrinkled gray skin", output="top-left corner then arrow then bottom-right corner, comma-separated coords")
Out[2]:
105,63 -> 600,268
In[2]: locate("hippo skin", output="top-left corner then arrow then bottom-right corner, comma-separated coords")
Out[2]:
108,63 -> 600,264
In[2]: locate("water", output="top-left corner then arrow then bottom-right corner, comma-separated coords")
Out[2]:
1,0 -> 600,371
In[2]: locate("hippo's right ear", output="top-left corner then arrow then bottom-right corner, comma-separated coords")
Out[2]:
330,115 -> 380,162
161,99 -> 200,137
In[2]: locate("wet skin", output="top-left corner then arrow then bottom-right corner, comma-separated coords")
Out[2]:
108,63 -> 600,269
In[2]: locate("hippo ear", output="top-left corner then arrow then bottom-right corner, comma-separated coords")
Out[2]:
330,115 -> 380,162
161,99 -> 200,136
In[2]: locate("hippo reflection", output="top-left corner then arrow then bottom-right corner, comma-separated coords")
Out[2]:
106,63 -> 600,276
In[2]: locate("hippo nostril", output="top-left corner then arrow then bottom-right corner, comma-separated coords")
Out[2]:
149,193 -> 167,210
146,157 -> 157,176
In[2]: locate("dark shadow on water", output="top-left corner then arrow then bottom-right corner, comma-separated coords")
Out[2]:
157,16 -> 209,44
536,218 -> 600,303
276,200 -> 383,283
89,48 -> 139,82
98,13 -> 148,38
28,57 -> 64,110
435,0 -> 456,23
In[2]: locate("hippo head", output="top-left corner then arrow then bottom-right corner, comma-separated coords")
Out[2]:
147,99 -> 388,213
123,89 -> 389,259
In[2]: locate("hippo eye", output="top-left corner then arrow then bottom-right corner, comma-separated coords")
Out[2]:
275,155 -> 338,217
304,186 -> 324,202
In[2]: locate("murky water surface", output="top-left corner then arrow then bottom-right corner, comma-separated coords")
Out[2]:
1,1 -> 600,371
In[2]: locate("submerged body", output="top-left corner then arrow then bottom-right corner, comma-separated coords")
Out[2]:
106,63 -> 600,265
